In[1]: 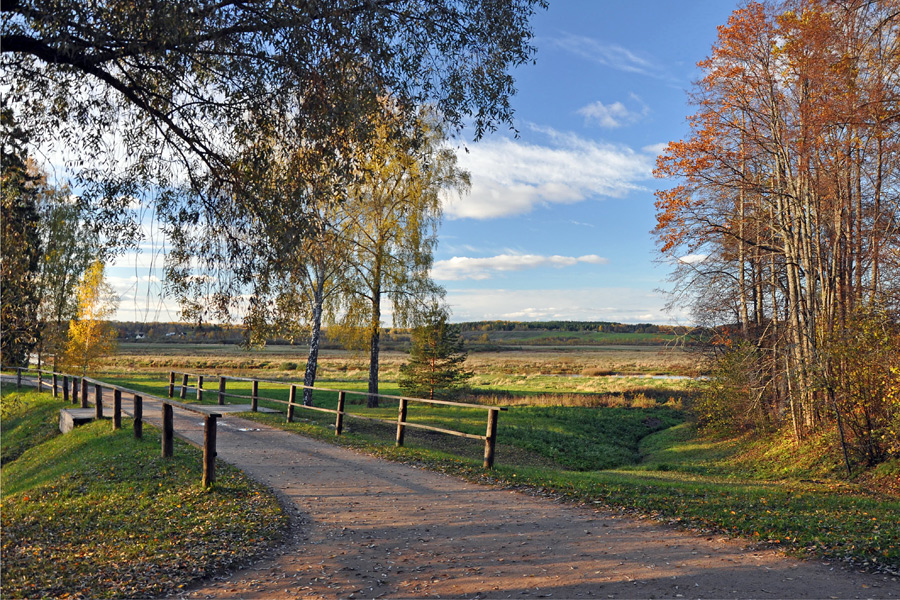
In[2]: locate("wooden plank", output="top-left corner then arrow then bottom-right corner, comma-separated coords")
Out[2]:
133,395 -> 143,440
162,404 -> 174,457
484,408 -> 499,469
396,398 -> 408,447
113,389 -> 122,429
335,391 -> 345,436
402,421 -> 486,441
202,415 -> 217,487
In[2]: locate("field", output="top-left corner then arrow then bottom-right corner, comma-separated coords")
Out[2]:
21,338 -> 900,574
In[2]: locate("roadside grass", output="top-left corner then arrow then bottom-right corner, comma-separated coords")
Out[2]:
0,390 -> 287,599
1,391 -> 70,466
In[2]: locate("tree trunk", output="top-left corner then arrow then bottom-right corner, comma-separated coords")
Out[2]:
303,281 -> 325,406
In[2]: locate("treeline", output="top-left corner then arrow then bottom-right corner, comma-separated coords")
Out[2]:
655,0 -> 900,472
458,321 -> 692,335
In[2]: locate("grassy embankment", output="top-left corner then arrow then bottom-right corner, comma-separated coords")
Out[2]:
97,342 -> 899,574
0,389 -> 287,599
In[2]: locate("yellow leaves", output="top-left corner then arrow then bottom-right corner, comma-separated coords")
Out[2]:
61,260 -> 119,375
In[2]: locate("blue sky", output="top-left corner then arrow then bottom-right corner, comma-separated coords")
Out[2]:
109,1 -> 741,325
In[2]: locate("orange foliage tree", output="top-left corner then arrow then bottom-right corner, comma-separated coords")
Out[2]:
655,0 -> 900,467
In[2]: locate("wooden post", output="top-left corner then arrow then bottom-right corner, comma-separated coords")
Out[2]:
80,378 -> 88,409
251,379 -> 259,412
162,404 -> 174,457
52,373 -> 58,397
180,373 -> 188,399
133,395 -> 143,440
168,371 -> 175,398
37,370 -> 43,392
483,408 -> 499,469
218,377 -> 226,406
62,376 -> 69,403
71,377 -> 78,404
287,385 -> 296,422
197,375 -> 204,402
95,383 -> 103,419
16,367 -> 21,389
396,398 -> 408,447
335,391 -> 345,436
113,389 -> 122,430
202,415 -> 217,487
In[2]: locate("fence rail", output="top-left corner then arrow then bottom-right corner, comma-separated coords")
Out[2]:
167,370 -> 506,468
2,366 -> 219,486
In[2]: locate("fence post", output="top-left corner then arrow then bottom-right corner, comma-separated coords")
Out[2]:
197,375 -> 204,402
287,385 -> 296,422
180,373 -> 188,400
16,367 -> 21,389
37,369 -> 43,392
62,376 -> 69,403
335,391 -> 345,435
133,395 -> 143,440
168,371 -> 175,398
95,383 -> 103,419
80,378 -> 88,409
483,408 -> 499,469
71,377 -> 78,404
251,380 -> 259,412
113,389 -> 122,429
396,398 -> 408,447
218,377 -> 226,406
202,415 -> 217,487
162,404 -> 174,457
52,373 -> 58,397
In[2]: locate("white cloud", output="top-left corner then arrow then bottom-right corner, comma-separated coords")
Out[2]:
444,128 -> 654,220
445,287 -> 685,324
678,253 -> 708,265
551,33 -> 662,77
577,94 -> 649,128
432,253 -> 609,281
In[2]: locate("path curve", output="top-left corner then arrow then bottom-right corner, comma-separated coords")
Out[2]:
10,378 -> 900,598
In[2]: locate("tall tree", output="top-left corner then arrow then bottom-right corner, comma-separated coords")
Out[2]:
2,0 -> 545,266
62,259 -> 119,376
399,303 -> 472,400
1,107 -> 41,367
654,0 -> 900,462
334,109 -> 468,407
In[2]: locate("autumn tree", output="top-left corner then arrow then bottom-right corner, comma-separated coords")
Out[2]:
333,109 -> 469,407
399,303 -> 472,400
654,0 -> 900,467
62,260 -> 119,376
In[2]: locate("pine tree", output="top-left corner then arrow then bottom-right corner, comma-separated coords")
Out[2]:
399,305 -> 471,400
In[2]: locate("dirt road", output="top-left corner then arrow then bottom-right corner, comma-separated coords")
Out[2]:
13,378 -> 898,598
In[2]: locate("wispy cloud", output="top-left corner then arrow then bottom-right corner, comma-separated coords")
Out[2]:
551,32 -> 662,77
444,127 -> 654,220
577,94 -> 650,128
444,287 -> 680,323
432,253 -> 608,281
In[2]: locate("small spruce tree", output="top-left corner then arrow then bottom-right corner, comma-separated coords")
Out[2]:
399,304 -> 472,400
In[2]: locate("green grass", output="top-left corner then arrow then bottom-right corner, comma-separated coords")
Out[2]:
89,371 -> 900,573
0,390 -> 287,599
1,391 -> 70,466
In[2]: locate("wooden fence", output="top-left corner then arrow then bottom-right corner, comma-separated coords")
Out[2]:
2,367 -> 219,487
168,370 -> 506,468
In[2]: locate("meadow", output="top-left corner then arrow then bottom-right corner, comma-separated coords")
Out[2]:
12,339 -> 899,577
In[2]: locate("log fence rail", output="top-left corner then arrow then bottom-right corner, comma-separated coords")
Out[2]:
168,370 -> 506,468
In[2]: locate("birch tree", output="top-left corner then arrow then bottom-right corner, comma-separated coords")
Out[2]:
334,111 -> 469,407
62,260 -> 119,376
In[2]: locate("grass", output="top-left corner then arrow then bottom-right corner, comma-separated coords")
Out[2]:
0,390 -> 288,599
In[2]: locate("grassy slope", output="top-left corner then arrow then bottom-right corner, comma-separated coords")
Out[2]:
0,390 -> 287,599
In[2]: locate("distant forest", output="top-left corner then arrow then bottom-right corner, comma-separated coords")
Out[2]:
111,320 -> 698,348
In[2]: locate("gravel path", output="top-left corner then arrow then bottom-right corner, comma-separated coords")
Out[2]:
12,378 -> 900,598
